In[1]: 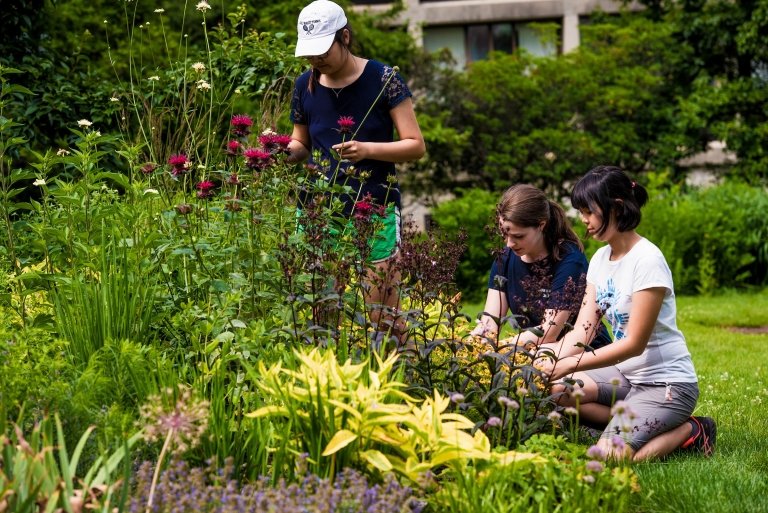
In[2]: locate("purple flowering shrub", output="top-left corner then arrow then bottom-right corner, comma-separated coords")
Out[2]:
128,458 -> 425,513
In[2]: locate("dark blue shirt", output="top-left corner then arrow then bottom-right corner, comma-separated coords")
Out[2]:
290,60 -> 412,214
487,242 -> 612,348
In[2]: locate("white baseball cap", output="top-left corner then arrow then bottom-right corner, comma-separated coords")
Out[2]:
295,0 -> 348,57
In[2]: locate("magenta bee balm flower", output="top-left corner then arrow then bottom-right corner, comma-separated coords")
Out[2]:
168,153 -> 190,176
243,148 -> 272,170
259,133 -> 292,153
337,115 -> 355,134
230,114 -> 253,137
196,180 -> 215,199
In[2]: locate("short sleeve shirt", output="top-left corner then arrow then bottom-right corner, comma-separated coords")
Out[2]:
587,238 -> 697,383
290,60 -> 412,214
488,241 -> 612,347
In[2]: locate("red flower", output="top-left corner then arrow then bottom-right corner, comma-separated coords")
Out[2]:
231,114 -> 253,137
337,116 -> 355,134
196,180 -> 215,199
353,193 -> 384,221
259,133 -> 293,153
225,140 -> 241,156
168,153 -> 191,176
243,147 -> 272,169
226,173 -> 240,185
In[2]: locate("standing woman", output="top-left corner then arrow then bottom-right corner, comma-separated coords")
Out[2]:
287,0 -> 425,337
543,165 -> 715,461
472,184 -> 612,349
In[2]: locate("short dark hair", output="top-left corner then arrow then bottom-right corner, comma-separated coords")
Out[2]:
571,165 -> 649,236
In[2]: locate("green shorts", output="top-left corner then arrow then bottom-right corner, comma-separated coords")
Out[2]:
369,205 -> 401,263
296,205 -> 401,263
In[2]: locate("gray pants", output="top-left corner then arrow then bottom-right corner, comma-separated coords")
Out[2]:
585,366 -> 699,451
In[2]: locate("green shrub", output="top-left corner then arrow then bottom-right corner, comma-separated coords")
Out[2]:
431,189 -> 497,303
640,181 -> 768,294
430,434 -> 638,513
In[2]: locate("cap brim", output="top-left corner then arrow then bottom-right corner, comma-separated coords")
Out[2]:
295,33 -> 335,57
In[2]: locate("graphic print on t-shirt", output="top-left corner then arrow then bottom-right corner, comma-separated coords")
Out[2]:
596,277 -> 629,341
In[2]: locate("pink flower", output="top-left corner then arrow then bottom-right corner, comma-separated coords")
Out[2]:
243,147 -> 272,170
586,460 -> 604,473
168,153 -> 190,176
226,173 -> 240,185
353,193 -> 384,221
230,114 -> 253,137
486,416 -> 502,428
226,140 -> 241,156
337,115 -> 355,134
196,180 -> 215,199
259,133 -> 292,153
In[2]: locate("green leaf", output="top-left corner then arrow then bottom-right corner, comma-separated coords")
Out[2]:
322,429 -> 358,456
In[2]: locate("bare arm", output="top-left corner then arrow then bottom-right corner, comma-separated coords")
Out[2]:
287,124 -> 311,163
549,287 -> 665,380
331,98 -> 426,163
514,308 -> 575,346
472,288 -> 509,336
539,283 -> 604,359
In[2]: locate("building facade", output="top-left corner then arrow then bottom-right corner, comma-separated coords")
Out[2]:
353,0 -> 642,66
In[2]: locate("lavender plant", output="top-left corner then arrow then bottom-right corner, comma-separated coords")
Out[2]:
128,459 -> 424,513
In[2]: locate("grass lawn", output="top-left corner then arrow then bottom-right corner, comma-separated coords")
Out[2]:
461,288 -> 768,513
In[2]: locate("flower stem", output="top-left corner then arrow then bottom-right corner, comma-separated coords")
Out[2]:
145,428 -> 174,513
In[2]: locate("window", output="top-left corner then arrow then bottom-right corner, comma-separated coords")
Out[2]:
423,20 -> 559,68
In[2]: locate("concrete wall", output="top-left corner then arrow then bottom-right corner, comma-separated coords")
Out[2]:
354,0 -> 643,53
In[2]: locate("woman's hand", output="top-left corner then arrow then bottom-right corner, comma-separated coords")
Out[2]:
537,355 -> 577,381
332,140 -> 369,163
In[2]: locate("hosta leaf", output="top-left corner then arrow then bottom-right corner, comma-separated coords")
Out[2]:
362,450 -> 393,472
322,429 -> 358,456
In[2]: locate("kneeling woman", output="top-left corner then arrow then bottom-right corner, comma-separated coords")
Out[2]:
542,165 -> 714,461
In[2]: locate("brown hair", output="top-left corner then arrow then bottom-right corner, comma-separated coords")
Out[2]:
496,184 -> 583,261
308,25 -> 353,94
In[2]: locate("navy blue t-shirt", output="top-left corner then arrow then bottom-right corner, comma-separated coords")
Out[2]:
290,60 -> 412,214
487,242 -> 612,348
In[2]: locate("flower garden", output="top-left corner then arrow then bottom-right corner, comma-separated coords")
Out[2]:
2,2 -> 767,512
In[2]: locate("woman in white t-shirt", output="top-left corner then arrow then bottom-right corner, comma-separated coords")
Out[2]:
541,165 -> 715,461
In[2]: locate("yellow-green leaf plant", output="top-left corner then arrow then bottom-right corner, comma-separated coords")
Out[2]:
246,347 -> 532,483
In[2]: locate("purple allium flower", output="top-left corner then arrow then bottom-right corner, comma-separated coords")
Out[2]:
139,385 -> 209,452
498,396 -> 520,410
610,435 -> 627,451
486,416 -> 502,427
586,460 -> 604,473
450,393 -> 465,404
586,444 -> 607,461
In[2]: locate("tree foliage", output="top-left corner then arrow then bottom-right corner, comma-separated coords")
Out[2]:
630,0 -> 768,183
409,15 -> 698,199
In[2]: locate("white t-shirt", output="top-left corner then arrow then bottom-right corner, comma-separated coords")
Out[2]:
587,237 -> 697,384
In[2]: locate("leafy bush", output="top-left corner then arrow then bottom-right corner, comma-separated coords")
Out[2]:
431,189 -> 497,303
640,180 -> 768,294
430,434 -> 638,513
